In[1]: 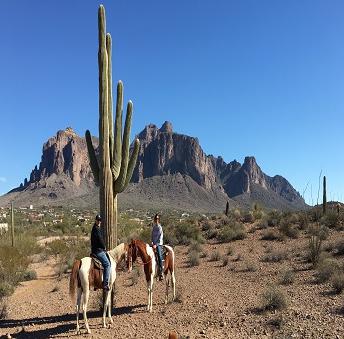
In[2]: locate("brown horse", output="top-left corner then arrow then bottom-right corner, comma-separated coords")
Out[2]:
128,239 -> 176,312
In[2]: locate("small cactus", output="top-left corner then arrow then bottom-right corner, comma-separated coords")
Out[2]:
323,176 -> 327,215
225,201 -> 229,216
86,5 -> 140,249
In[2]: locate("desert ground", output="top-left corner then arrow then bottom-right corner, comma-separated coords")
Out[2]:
1,219 -> 344,339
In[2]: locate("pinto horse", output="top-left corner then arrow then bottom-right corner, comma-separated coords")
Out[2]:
69,243 -> 129,334
128,239 -> 176,312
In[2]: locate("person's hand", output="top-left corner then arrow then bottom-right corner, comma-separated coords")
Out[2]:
152,244 -> 157,249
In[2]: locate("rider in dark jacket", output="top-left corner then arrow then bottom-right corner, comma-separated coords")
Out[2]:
91,215 -> 111,290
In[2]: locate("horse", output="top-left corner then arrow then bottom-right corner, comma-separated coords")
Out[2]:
128,239 -> 176,312
69,242 -> 129,334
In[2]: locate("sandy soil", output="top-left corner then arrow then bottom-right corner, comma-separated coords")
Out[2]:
1,227 -> 344,339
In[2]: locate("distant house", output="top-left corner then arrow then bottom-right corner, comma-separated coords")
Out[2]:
0,223 -> 8,234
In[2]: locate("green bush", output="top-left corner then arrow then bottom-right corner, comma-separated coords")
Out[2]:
0,282 -> 14,298
219,222 -> 246,243
321,210 -> 339,229
307,224 -> 329,266
188,251 -> 200,267
209,250 -> 221,262
279,220 -> 299,238
334,240 -> 344,256
280,270 -> 295,285
263,250 -> 287,263
316,258 -> 340,283
261,285 -> 287,310
261,229 -> 280,241
267,210 -> 281,227
245,261 -> 257,272
242,211 -> 254,223
22,270 -> 37,281
332,272 -> 344,294
175,222 -> 203,245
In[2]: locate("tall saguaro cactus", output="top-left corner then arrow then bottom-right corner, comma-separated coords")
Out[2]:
85,5 -> 140,249
322,176 -> 327,215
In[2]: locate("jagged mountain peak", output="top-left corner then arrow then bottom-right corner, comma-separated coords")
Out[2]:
6,122 -> 306,210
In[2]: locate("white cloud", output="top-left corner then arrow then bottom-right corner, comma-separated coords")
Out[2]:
0,177 -> 7,183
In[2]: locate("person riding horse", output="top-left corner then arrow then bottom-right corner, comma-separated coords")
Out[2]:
91,214 -> 111,291
151,214 -> 164,280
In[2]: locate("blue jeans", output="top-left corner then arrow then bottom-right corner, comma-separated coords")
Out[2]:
96,251 -> 111,287
156,245 -> 163,273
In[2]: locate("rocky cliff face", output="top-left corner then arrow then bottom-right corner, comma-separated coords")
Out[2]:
21,127 -> 97,189
132,122 -> 220,191
9,122 -> 305,210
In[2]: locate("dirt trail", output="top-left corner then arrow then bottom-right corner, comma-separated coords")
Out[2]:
1,231 -> 344,338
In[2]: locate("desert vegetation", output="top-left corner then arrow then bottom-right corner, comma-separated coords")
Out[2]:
1,201 -> 344,337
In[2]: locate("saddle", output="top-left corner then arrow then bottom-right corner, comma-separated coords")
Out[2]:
89,253 -> 111,290
90,253 -> 104,270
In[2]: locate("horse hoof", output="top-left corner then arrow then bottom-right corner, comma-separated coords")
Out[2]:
75,330 -> 81,335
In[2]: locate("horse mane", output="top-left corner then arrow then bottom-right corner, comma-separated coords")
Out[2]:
108,242 -> 127,262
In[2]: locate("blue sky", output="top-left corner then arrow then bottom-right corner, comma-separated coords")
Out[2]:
0,1 -> 343,204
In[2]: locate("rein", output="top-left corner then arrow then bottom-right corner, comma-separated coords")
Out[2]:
136,257 -> 152,266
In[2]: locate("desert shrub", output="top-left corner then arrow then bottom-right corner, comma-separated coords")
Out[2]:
263,250 -> 287,263
280,270 -> 295,285
201,220 -> 215,232
261,229 -> 280,241
204,221 -> 218,239
188,241 -> 202,254
218,215 -> 231,226
209,250 -> 221,262
221,255 -> 229,267
261,285 -> 287,310
316,258 -> 340,283
255,218 -> 268,230
321,210 -> 339,229
253,209 -> 264,221
233,209 -> 241,221
334,240 -> 344,256
188,251 -> 200,267
219,222 -> 246,243
22,270 -> 37,281
0,282 -> 14,298
332,272 -> 344,294
242,211 -> 255,223
163,226 -> 178,246
298,212 -> 309,230
267,210 -> 281,227
46,238 -> 89,276
199,250 -> 207,258
0,297 -> 8,319
175,222 -> 203,245
279,220 -> 299,239
307,224 -> 329,266
0,244 -> 32,293
245,261 -> 257,272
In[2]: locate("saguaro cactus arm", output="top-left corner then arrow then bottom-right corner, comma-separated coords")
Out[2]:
124,138 -> 140,189
85,130 -> 100,184
111,81 -> 123,180
114,101 -> 133,192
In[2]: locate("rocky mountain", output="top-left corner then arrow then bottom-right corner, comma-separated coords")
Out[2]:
1,123 -> 306,211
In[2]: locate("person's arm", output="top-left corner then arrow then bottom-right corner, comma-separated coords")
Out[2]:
158,225 -> 163,244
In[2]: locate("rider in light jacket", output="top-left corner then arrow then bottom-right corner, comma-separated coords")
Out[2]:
151,214 -> 164,280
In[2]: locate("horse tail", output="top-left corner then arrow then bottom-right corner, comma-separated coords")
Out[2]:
69,259 -> 81,301
164,245 -> 175,273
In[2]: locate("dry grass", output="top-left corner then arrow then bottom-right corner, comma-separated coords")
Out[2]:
261,285 -> 287,310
